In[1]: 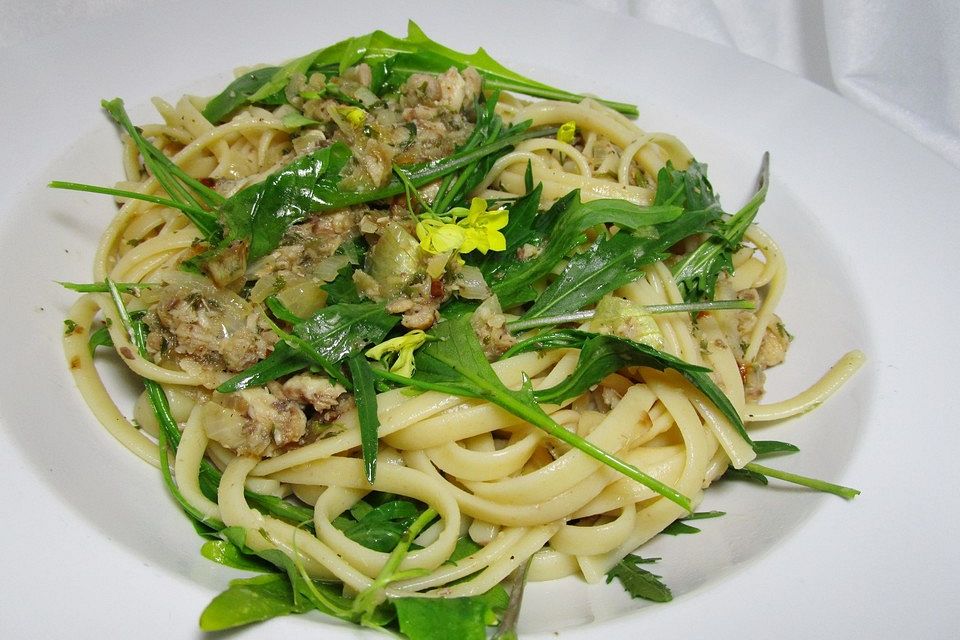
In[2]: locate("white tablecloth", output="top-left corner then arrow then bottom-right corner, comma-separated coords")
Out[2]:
2,0 -> 957,165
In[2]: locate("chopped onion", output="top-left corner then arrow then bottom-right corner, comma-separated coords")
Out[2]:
457,265 -> 491,300
312,254 -> 352,282
276,280 -> 328,318
199,401 -> 248,450
367,222 -> 422,299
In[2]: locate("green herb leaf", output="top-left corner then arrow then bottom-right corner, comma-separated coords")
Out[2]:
605,555 -> 673,603
660,520 -> 702,535
395,596 -> 490,640
202,66 -> 283,123
722,466 -> 769,485
201,533 -> 279,573
509,329 -> 751,448
672,153 -> 770,302
87,326 -> 114,355
335,498 -> 423,553
483,191 -> 684,309
348,353 -> 381,483
219,303 -> 398,392
199,573 -> 311,631
219,142 -> 352,263
446,536 -> 483,565
58,280 -> 154,294
752,440 -> 800,456
520,207 -> 718,321
661,510 -> 725,535
101,99 -> 223,238
653,160 -> 722,212
202,21 -> 638,122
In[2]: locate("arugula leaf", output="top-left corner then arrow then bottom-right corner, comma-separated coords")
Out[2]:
394,583 -> 508,640
672,153 -> 770,302
201,530 -> 280,573
347,353 -> 381,483
199,573 -> 312,631
202,21 -> 638,123
722,466 -> 769,485
334,498 -> 422,553
469,184 -> 543,280
321,264 -> 363,304
508,329 -> 751,447
100,99 -> 223,238
218,302 -> 398,393
653,160 -> 722,212
219,143 -> 352,263
484,191 -> 683,309
446,536 -> 483,564
202,66 -> 283,123
721,437 -> 859,498
200,527 -> 362,631
605,555 -> 672,603
661,510 -> 725,535
752,439 -> 800,456
520,207 -> 719,320
293,302 -> 399,368
373,314 -> 693,511
59,280 -> 154,294
740,462 -> 861,499
216,342 -> 305,393
395,597 -> 490,640
430,92 -> 510,212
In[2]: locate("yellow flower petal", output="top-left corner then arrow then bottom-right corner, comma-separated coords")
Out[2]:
365,330 -> 429,378
416,218 -> 465,254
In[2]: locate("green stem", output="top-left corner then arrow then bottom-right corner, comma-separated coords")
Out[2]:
49,181 -> 220,238
745,462 -> 860,499
59,280 -> 154,293
352,508 -> 438,623
506,299 -> 755,333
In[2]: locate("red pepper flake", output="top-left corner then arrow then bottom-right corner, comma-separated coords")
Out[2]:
199,177 -> 216,188
119,346 -> 136,360
430,278 -> 444,299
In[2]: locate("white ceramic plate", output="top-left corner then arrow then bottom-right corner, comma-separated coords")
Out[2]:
1,1 -> 958,638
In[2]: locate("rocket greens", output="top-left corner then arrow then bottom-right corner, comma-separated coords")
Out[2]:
55,25 -> 861,639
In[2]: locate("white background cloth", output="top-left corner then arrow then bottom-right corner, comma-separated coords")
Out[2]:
555,0 -> 960,169
2,0 -> 958,168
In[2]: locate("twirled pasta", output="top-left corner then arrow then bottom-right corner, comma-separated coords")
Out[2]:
62,67 -> 864,614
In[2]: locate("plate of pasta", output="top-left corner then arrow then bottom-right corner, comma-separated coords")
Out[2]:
1,2 -> 957,639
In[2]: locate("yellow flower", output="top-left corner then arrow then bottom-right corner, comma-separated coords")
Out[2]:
457,198 -> 509,255
365,330 -> 429,378
557,120 -> 577,144
416,217 -> 467,254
